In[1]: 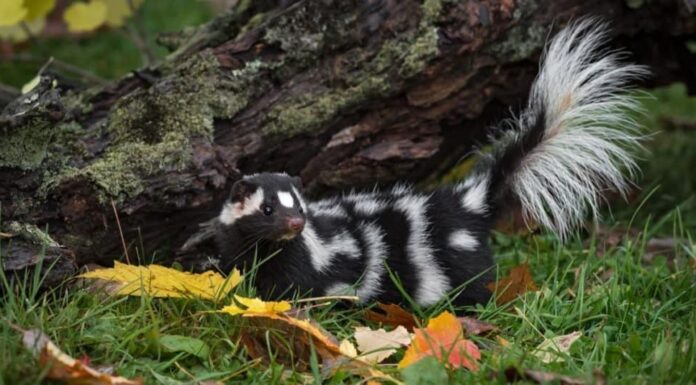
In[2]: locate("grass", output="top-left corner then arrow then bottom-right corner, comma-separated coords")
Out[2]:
1,215 -> 694,384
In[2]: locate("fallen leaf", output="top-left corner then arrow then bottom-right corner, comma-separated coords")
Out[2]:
503,367 -> 585,385
79,261 -> 241,301
219,295 -> 291,316
339,339 -> 359,358
398,311 -> 480,371
533,331 -> 582,363
458,316 -> 498,336
354,325 -> 412,363
63,0 -> 107,32
21,329 -> 142,384
364,303 -> 419,331
486,262 -> 539,305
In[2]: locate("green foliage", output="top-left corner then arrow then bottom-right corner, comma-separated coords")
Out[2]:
402,356 -> 449,385
0,1 -> 215,88
2,207 -> 695,384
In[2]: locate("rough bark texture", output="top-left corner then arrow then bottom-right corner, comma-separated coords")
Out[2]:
1,0 -> 695,282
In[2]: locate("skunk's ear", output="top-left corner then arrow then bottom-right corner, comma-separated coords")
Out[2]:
291,176 -> 303,190
230,179 -> 257,202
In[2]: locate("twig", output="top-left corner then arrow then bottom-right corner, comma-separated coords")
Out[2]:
110,199 -> 131,264
19,21 -> 37,43
125,0 -> 156,65
1,53 -> 108,86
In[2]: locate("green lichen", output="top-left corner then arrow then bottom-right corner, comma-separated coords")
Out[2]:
422,0 -> 443,21
83,132 -> 192,203
399,26 -> 439,78
0,117 -> 54,170
43,49 -> 275,203
265,76 -> 389,136
264,1 -> 442,136
5,221 -> 60,247
485,0 -> 545,61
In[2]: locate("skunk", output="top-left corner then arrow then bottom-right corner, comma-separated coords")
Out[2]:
216,20 -> 646,307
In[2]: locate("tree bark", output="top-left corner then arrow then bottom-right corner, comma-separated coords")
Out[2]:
1,0 -> 695,282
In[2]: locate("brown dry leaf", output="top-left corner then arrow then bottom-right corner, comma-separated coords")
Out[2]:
533,331 -> 582,363
353,325 -> 412,364
21,329 -> 142,385
79,261 -> 241,300
458,316 -> 498,336
364,303 -> 497,337
233,309 -> 343,370
504,367 -> 585,385
364,303 -> 419,331
486,262 -> 539,305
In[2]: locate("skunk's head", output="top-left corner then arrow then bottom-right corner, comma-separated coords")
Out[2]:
219,173 -> 307,242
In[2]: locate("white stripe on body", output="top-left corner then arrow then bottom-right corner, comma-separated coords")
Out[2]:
355,222 -> 388,302
394,194 -> 450,306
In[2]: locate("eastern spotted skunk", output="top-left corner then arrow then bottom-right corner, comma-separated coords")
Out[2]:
216,20 -> 646,307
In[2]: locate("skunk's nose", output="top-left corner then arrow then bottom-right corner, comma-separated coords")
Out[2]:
287,217 -> 305,233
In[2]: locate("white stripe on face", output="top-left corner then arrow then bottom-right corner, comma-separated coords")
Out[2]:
277,191 -> 295,208
219,188 -> 265,225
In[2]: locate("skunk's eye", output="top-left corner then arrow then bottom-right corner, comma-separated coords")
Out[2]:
263,205 -> 274,216
298,207 -> 304,214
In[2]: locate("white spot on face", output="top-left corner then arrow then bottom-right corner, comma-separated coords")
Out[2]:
277,191 -> 295,208
394,194 -> 450,306
219,188 -> 264,225
448,229 -> 478,251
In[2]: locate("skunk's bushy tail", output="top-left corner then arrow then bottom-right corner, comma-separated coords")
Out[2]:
465,19 -> 648,239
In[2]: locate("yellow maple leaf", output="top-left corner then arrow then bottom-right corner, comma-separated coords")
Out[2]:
220,295 -> 291,316
80,261 -> 242,300
0,0 -> 27,27
63,0 -> 107,33
24,0 -> 56,21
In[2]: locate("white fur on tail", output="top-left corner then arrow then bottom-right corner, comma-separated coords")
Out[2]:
510,19 -> 648,239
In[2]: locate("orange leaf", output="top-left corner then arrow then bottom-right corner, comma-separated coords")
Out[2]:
21,329 -> 142,385
398,311 -> 480,371
364,303 -> 419,331
486,262 -> 539,305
